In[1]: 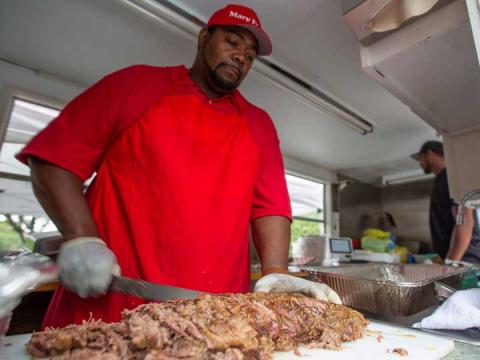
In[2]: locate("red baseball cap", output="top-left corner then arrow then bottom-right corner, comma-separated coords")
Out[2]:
206,4 -> 272,56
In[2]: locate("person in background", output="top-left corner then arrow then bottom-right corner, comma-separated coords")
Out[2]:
17,4 -> 340,329
415,141 -> 480,263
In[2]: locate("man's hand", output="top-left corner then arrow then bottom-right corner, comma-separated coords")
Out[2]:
58,237 -> 118,298
254,273 -> 342,304
445,258 -> 473,267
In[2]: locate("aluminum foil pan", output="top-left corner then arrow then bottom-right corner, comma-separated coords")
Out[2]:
302,264 -> 465,316
0,251 -> 58,342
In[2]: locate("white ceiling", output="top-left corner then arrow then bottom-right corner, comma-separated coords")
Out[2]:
0,0 -> 437,188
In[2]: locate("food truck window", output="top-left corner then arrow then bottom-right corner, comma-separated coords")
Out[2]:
0,91 -> 61,251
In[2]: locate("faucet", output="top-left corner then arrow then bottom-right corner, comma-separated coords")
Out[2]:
456,189 -> 480,225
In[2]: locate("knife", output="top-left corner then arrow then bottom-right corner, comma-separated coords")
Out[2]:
109,275 -> 204,301
32,238 -> 205,301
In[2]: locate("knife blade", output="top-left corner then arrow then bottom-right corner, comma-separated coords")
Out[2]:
109,275 -> 204,301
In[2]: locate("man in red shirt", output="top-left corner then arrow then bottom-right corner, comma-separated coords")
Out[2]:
18,4 -> 340,328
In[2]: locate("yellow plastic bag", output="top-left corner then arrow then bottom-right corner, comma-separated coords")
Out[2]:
362,228 -> 391,239
392,246 -> 409,263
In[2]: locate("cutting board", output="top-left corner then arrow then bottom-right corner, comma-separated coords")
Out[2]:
1,321 -> 454,359
275,321 -> 454,359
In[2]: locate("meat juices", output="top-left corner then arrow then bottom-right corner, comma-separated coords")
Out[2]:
392,348 -> 409,357
27,293 -> 368,359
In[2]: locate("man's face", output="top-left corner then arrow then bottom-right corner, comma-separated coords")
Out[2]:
200,26 -> 258,93
419,152 -> 432,174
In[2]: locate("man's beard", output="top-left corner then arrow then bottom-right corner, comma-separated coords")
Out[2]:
422,165 -> 432,174
210,64 -> 240,92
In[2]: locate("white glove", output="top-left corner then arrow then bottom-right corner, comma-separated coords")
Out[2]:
58,237 -> 119,298
445,258 -> 473,267
254,273 -> 342,304
414,288 -> 480,330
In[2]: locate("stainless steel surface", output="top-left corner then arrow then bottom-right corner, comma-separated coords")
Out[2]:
434,281 -> 457,300
302,264 -> 465,316
366,305 -> 480,345
109,275 -> 203,301
456,189 -> 480,225
0,251 -> 58,341
0,252 -> 57,303
424,327 -> 480,345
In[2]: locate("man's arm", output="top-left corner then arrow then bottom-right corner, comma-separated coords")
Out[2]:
251,216 -> 290,275
447,206 -> 474,261
29,156 -> 99,241
29,156 -> 117,298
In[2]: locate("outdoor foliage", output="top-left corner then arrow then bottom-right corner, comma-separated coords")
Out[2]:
0,215 -> 51,251
290,217 -> 324,255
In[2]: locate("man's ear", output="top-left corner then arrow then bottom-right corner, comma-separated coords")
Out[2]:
197,28 -> 210,50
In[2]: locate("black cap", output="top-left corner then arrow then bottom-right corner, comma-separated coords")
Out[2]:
411,140 -> 444,161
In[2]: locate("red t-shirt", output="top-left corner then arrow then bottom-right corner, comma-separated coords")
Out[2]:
17,65 -> 291,221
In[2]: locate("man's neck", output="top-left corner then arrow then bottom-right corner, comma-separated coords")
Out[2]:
433,165 -> 446,176
189,66 -> 229,99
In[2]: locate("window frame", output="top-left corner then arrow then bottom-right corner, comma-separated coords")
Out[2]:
285,171 -> 330,235
0,87 -> 65,246
0,85 -> 64,179
0,85 -> 64,156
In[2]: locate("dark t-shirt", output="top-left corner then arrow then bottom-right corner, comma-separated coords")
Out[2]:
430,169 -> 455,259
430,169 -> 480,262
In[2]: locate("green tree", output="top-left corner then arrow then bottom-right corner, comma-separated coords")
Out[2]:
290,219 -> 324,256
0,220 -> 24,251
0,214 -> 49,251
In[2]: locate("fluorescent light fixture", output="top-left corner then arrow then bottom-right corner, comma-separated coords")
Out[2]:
250,64 -> 374,134
382,169 -> 434,186
120,0 -> 375,135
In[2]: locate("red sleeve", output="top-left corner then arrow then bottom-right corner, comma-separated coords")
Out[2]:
15,65 -> 170,181
247,108 -> 292,222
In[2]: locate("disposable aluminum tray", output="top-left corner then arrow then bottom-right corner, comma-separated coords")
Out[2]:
302,264 -> 465,316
